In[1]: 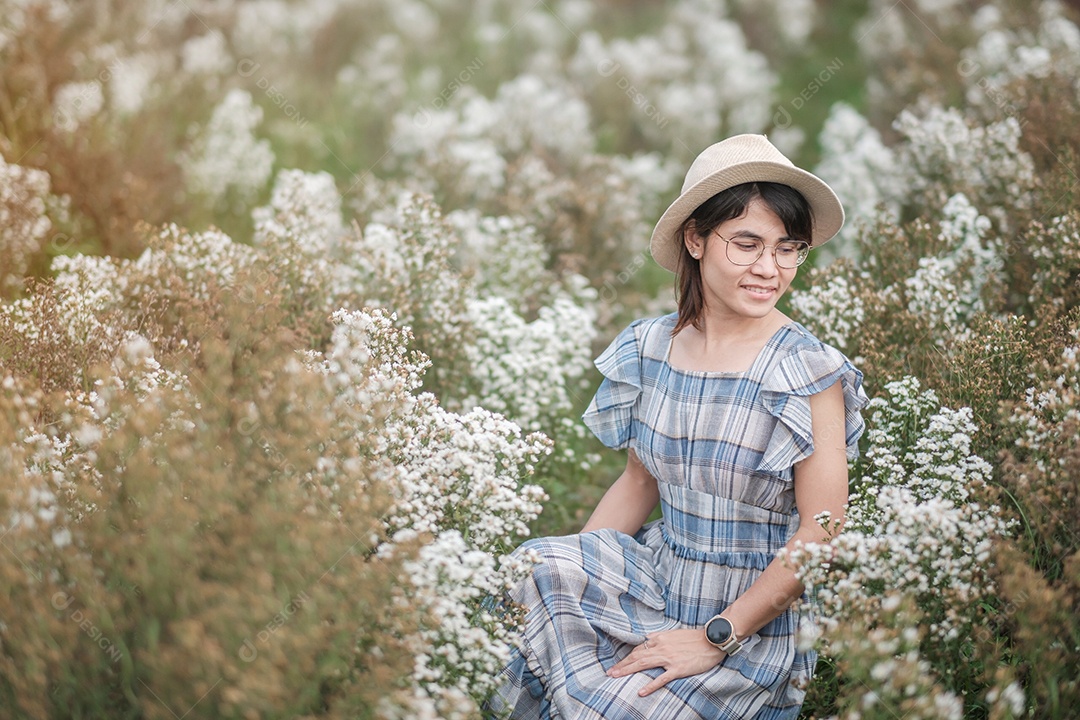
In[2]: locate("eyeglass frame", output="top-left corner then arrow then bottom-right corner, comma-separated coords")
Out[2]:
710,232 -> 812,269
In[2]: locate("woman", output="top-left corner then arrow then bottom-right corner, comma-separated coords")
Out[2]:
488,134 -> 868,719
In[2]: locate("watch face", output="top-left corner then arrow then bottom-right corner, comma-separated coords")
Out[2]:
706,616 -> 733,645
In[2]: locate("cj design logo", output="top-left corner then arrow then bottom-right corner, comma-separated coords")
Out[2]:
237,591 -> 311,662
236,59 -> 261,78
238,638 -> 259,662
596,59 -> 669,129
772,58 -> 845,130
597,59 -> 620,78
51,592 -> 122,663
52,591 -> 75,610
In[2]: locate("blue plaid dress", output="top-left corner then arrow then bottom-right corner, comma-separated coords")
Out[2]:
488,313 -> 867,719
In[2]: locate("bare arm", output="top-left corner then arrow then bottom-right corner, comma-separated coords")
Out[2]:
608,381 -> 850,696
581,449 -> 660,535
713,380 -> 849,639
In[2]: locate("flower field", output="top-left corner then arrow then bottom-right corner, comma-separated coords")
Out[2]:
1,0 -> 1078,718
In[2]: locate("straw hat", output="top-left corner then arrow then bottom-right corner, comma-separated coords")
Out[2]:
649,134 -> 844,273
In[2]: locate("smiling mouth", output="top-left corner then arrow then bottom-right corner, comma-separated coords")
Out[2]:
742,285 -> 776,296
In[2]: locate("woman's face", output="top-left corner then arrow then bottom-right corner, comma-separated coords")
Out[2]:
683,198 -> 797,321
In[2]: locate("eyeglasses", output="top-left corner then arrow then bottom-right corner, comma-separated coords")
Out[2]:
714,234 -> 811,269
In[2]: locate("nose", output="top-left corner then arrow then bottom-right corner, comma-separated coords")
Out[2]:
751,247 -> 780,276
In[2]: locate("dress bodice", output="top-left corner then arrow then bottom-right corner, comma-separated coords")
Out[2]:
583,313 -> 868,515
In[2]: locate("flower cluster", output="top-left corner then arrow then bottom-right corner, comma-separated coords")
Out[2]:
312,308 -> 550,716
791,193 -> 998,358
3,162 -> 592,714
461,292 -> 596,434
1012,332 -> 1080,454
569,0 -> 776,151
53,80 -> 105,133
315,308 -> 549,548
180,29 -> 233,77
787,268 -> 866,352
814,103 -> 903,253
1027,211 -> 1080,311
389,74 -> 588,199
446,210 -> 553,311
1005,324 -> 1080,547
894,104 -> 1035,219
385,73 -> 667,284
794,376 -> 1006,635
992,315 -> 1080,714
250,168 -> 364,314
786,376 -> 1018,718
815,100 -> 1034,253
810,593 -> 974,720
386,531 -> 536,720
959,2 -> 1080,120
0,152 -> 63,292
895,195 -> 997,344
179,89 -> 275,207
352,192 -> 472,373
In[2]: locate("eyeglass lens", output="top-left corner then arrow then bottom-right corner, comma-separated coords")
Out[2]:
724,239 -> 809,268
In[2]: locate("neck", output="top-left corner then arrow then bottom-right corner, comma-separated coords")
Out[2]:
696,309 -> 788,345
668,308 -> 791,374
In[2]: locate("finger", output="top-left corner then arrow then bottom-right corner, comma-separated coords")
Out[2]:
638,670 -> 677,697
608,647 -> 656,677
607,654 -> 639,677
622,642 -> 649,661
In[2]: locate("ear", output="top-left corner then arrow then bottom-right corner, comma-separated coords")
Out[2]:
683,222 -> 703,259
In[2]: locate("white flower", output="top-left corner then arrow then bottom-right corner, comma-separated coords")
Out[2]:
180,89 -> 275,206
53,81 -> 104,132
309,308 -> 551,713
960,3 -> 1080,113
893,104 -> 1035,210
180,30 -> 232,76
568,1 -> 774,147
0,152 -> 56,291
52,527 -> 73,548
814,103 -> 902,254
108,53 -> 158,116
789,270 -> 865,352
460,294 -> 596,432
788,375 -> 1009,656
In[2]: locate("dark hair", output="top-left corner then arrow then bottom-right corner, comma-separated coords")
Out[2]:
672,182 -> 813,335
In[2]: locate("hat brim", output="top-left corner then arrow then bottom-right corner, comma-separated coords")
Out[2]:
649,160 -> 845,273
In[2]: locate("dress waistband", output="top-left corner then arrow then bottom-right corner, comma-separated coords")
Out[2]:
659,483 -> 797,562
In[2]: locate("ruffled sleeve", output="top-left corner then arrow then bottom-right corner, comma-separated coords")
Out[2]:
581,320 -> 644,450
757,337 -> 869,474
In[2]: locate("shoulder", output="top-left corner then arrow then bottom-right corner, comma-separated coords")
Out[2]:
761,321 -> 865,398
627,312 -> 677,339
757,322 -> 870,471
772,321 -> 853,368
602,313 -> 676,359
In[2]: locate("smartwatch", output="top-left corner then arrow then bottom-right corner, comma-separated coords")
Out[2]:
704,615 -> 744,656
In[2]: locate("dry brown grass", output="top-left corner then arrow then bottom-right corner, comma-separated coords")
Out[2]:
0,280 -> 422,719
